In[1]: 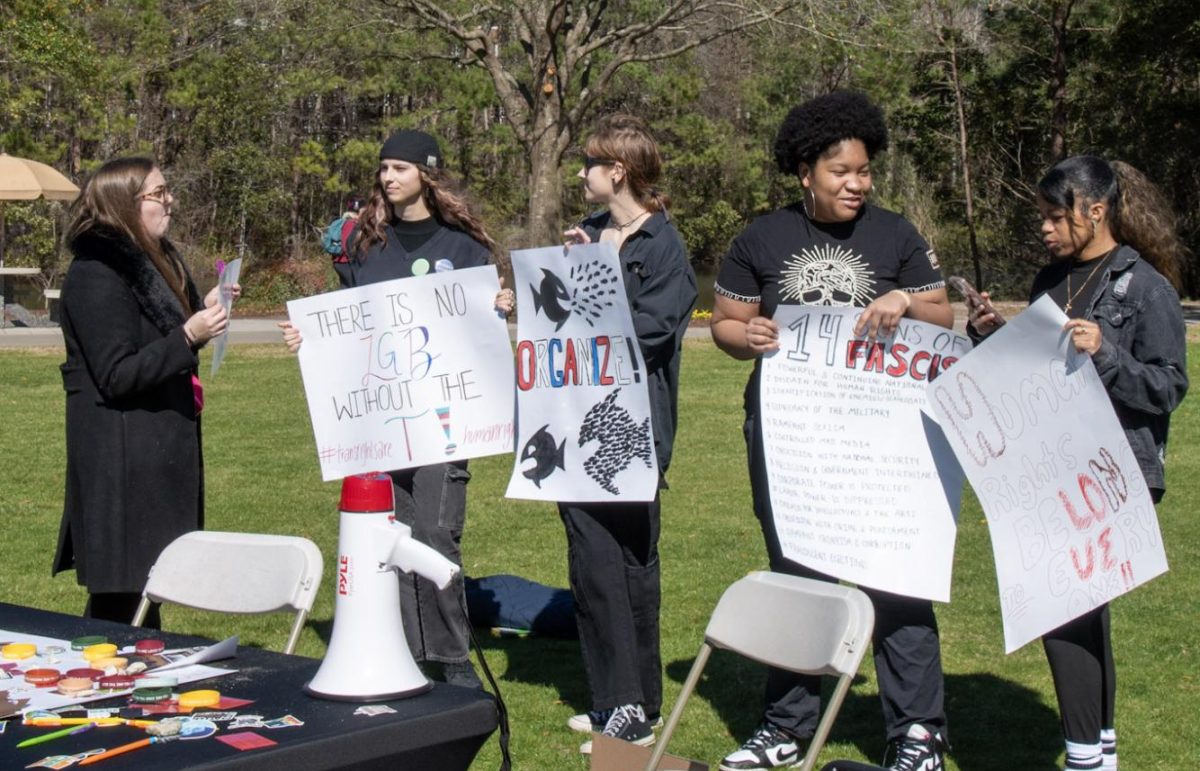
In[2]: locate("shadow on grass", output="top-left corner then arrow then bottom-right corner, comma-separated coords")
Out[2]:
468,633 -> 589,712
664,655 -> 1062,771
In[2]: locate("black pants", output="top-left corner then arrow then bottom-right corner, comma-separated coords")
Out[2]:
559,498 -> 662,717
745,414 -> 947,744
1042,604 -> 1115,745
389,462 -> 472,664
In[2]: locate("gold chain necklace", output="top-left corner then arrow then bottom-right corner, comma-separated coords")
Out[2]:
609,210 -> 649,232
1064,250 -> 1114,313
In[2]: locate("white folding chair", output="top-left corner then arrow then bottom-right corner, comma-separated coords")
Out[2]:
131,531 -> 323,655
646,571 -> 875,771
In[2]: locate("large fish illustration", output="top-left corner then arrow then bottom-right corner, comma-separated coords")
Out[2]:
530,268 -> 572,331
521,424 -> 567,488
578,389 -> 653,495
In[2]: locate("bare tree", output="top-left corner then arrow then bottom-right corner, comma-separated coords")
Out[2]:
378,0 -> 800,245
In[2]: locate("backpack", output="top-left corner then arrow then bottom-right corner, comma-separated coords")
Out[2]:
321,215 -> 349,256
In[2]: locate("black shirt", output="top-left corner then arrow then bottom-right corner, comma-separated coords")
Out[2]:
346,220 -> 490,289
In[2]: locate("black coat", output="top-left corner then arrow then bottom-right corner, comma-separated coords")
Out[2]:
52,227 -> 205,594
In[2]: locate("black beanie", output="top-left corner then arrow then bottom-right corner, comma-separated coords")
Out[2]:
379,130 -> 443,168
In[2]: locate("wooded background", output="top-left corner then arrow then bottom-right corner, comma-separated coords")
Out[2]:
2,0 -> 1196,306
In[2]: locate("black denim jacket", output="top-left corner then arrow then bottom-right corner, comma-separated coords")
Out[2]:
1029,245 -> 1188,493
580,210 -> 699,473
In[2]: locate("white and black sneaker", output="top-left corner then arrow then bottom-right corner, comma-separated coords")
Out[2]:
720,721 -> 802,770
884,724 -> 945,771
579,703 -> 656,754
568,708 -> 663,733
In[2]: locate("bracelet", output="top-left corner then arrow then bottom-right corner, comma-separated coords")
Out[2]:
893,289 -> 912,311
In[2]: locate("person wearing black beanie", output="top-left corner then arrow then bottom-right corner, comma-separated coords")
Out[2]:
710,92 -> 954,771
280,129 -> 513,689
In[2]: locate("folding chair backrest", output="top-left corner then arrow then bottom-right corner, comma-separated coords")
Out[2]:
705,571 -> 873,678
134,531 -> 322,654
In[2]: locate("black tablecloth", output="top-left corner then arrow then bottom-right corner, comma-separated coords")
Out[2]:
0,602 -> 498,770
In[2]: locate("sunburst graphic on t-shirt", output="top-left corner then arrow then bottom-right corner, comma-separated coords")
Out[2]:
779,244 -> 875,306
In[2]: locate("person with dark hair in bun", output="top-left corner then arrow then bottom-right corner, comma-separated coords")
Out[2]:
711,92 -> 953,771
281,130 -> 514,689
969,156 -> 1187,771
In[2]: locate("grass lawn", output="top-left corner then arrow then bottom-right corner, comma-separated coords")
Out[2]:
1,338 -> 1197,769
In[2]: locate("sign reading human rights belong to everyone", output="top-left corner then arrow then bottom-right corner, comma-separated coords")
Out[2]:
760,306 -> 970,601
505,242 -> 659,502
928,296 -> 1168,652
288,266 -> 514,481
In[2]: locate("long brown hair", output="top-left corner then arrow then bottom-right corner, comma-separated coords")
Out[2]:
349,163 -> 495,258
1037,156 -> 1185,290
585,114 -> 671,214
67,157 -> 192,312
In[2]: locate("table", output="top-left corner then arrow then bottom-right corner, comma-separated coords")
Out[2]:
0,603 -> 498,770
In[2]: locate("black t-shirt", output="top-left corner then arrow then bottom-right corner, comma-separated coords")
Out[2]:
715,203 -> 945,317
1040,251 -> 1118,320
346,220 -> 490,289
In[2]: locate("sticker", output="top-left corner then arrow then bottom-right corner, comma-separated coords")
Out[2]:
264,715 -> 304,728
180,718 -> 219,739
410,258 -> 430,276
196,711 -> 238,722
229,714 -> 265,729
353,704 -> 396,716
216,731 -> 278,751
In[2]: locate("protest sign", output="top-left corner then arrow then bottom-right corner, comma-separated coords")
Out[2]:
760,305 -> 969,601
928,295 -> 1168,651
505,242 -> 658,502
287,265 -> 514,481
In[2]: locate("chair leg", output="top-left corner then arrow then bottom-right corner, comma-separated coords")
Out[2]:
130,596 -> 151,627
284,609 -> 308,655
797,672 -> 855,771
643,642 -> 712,771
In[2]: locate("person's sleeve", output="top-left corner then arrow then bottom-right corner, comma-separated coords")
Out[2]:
61,261 -> 197,401
713,231 -> 762,304
895,219 -> 945,292
1092,283 -> 1189,415
630,236 -> 698,370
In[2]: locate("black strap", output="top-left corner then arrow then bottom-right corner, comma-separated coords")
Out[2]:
460,595 -> 512,771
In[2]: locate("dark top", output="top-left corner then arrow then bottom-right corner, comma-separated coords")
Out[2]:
346,219 -> 490,289
580,210 -> 698,471
1043,249 -> 1118,319
1029,245 -> 1188,492
715,202 -> 945,410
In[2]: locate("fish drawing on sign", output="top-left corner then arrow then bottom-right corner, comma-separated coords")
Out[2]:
521,424 -> 566,488
568,260 -> 620,328
578,389 -> 653,495
530,268 -> 572,331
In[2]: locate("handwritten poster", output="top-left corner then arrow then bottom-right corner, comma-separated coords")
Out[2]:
929,296 -> 1168,651
287,265 -> 514,481
760,306 -> 969,601
505,242 -> 659,502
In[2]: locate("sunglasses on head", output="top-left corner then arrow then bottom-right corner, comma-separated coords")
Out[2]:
584,156 -> 616,171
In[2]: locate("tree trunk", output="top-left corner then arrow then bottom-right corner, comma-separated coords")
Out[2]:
948,44 -> 984,289
1048,0 -> 1074,164
525,103 -> 568,247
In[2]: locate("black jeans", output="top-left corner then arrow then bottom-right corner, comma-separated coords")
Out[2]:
389,462 -> 472,664
745,413 -> 948,744
559,498 -> 662,717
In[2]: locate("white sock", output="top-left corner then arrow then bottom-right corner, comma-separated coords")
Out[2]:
1100,728 -> 1117,770
1065,740 -> 1102,770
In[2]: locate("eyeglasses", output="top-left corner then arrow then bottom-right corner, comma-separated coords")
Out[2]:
584,157 -> 615,171
137,184 -> 171,204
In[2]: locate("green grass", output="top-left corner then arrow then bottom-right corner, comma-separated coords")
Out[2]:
2,340 -> 1198,769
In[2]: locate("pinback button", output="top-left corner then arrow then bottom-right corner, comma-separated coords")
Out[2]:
24,668 -> 62,686
71,635 -> 107,651
2,642 -> 36,659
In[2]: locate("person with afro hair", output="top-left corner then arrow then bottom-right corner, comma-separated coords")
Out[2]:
710,91 -> 953,771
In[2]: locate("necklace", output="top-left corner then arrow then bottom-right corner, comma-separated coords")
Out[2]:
1064,248 -> 1115,314
609,210 -> 649,232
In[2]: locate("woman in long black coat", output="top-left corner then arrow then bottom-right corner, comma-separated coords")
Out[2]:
52,157 -> 234,625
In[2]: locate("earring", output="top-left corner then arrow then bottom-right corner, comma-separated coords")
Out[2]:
802,189 -> 815,219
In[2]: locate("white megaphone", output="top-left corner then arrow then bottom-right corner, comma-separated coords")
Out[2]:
305,473 -> 460,701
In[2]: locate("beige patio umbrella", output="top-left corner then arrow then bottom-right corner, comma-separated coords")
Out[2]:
0,153 -> 79,324
0,152 -> 80,268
